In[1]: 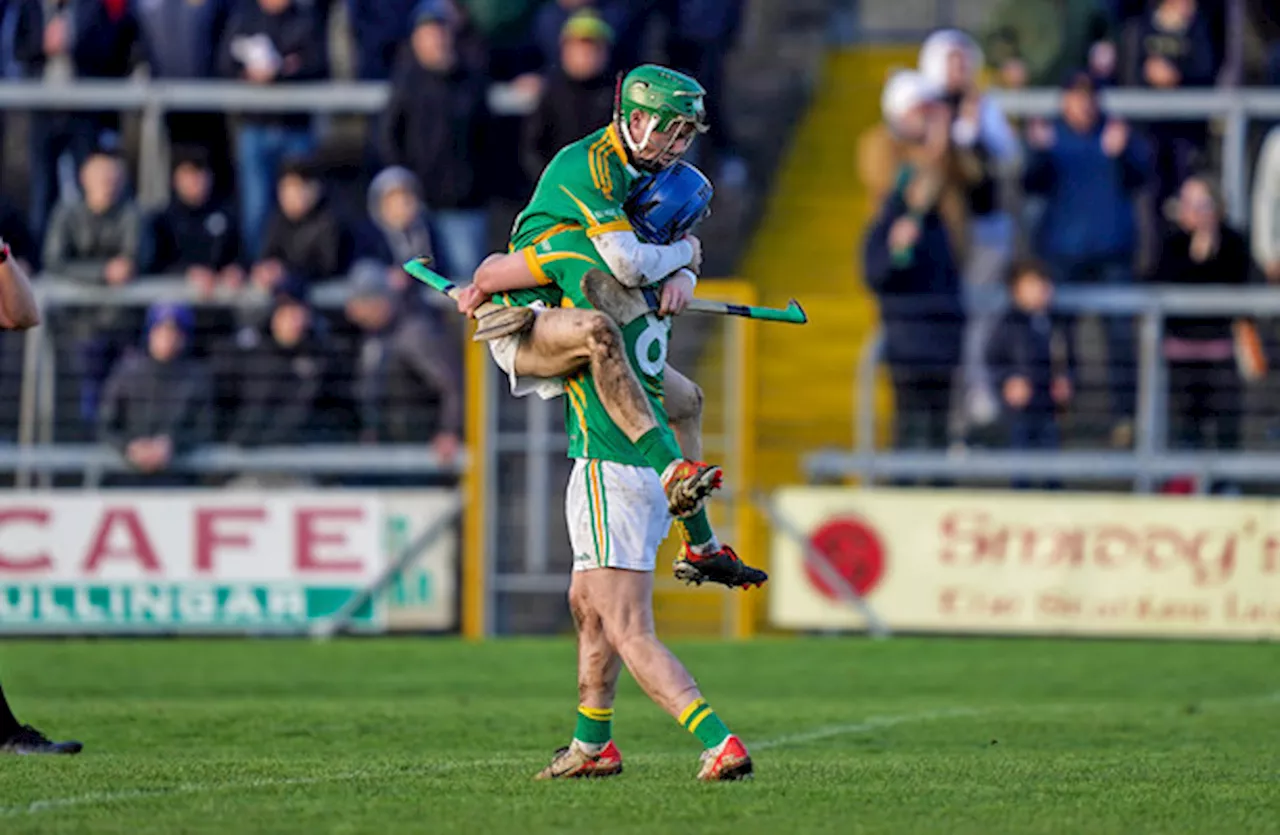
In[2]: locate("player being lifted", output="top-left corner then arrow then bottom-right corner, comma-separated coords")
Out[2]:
455,64 -> 765,589
0,236 -> 82,755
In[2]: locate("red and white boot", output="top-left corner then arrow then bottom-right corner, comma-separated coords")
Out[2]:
534,739 -> 624,779
697,735 -> 753,781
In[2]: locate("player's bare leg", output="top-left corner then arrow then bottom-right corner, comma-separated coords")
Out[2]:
664,365 -> 704,460
513,309 -> 722,515
580,568 -> 753,781
536,579 -> 625,779
664,365 -> 768,590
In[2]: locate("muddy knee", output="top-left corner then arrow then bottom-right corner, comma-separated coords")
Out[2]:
582,312 -> 624,359
672,380 -> 704,424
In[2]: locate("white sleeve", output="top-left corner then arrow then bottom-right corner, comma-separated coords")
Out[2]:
1252,128 -> 1280,268
591,232 -> 695,287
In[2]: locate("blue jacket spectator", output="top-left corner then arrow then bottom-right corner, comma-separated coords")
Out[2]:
864,171 -> 966,453
1023,76 -> 1150,268
1023,72 -> 1150,435
347,0 -> 417,79
383,4 -> 489,279
219,0 -> 326,258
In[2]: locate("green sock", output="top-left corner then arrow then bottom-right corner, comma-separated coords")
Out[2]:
678,698 -> 731,749
676,510 -> 719,554
636,427 -> 682,476
574,705 -> 613,747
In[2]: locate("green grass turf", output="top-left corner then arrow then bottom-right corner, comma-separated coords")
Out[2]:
1,637 -> 1278,834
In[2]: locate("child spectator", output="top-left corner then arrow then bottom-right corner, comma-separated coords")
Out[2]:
97,302 -> 213,485
251,158 -> 351,291
356,166 -> 433,293
986,261 -> 1075,487
42,147 -> 142,426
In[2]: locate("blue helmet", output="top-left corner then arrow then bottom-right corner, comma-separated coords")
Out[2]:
624,160 -> 713,245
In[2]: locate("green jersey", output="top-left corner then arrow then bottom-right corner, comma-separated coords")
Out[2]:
564,312 -> 673,467
494,124 -> 640,310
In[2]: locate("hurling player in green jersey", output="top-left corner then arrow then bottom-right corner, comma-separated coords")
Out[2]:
459,160 -> 763,783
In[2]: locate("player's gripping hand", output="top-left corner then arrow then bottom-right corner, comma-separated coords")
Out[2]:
659,269 -> 696,317
456,283 -> 488,318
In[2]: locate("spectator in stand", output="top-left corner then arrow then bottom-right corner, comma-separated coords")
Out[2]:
346,263 -> 461,460
251,158 -> 351,292
532,0 -> 650,76
146,148 -> 243,356
97,302 -> 213,485
1252,126 -> 1280,283
147,148 -> 243,295
1150,175 -> 1253,453
347,0 -> 417,80
43,147 -> 142,426
383,2 -> 489,280
984,0 -> 1116,88
520,10 -> 615,183
661,0 -> 747,188
15,0 -> 141,243
1127,0 -> 1218,209
229,277 -> 336,446
219,0 -> 326,259
0,193 -> 38,273
918,28 -> 1021,429
986,260 -> 1075,488
1023,72 -> 1151,446
356,166 -> 433,296
135,0 -> 236,197
862,71 -> 966,455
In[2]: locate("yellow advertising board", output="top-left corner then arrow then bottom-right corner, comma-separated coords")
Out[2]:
770,488 -> 1280,639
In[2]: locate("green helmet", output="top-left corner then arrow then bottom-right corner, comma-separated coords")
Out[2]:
616,64 -> 708,170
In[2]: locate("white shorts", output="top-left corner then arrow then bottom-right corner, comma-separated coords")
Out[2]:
567,459 -> 671,573
487,301 -> 565,400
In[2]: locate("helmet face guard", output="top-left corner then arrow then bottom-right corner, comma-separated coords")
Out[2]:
624,160 -> 714,244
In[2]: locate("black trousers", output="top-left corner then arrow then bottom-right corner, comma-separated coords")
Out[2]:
889,364 -> 953,451
1168,358 -> 1241,451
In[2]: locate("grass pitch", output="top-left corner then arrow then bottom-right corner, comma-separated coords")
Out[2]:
1,637 -> 1278,834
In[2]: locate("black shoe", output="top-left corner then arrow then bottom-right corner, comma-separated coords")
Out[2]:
673,544 -> 768,589
0,725 -> 83,755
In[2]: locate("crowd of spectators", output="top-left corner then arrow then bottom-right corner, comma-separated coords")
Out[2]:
862,1 -> 1280,489
0,0 -> 748,478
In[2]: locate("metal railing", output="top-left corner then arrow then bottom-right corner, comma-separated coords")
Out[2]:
0,78 -> 533,206
13,275 -> 462,487
814,285 -> 1280,492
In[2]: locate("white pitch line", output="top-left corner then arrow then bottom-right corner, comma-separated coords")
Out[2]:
5,691 -> 1278,817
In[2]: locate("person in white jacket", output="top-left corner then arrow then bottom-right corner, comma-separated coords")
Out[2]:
919,29 -> 1022,429
1251,125 -> 1280,284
